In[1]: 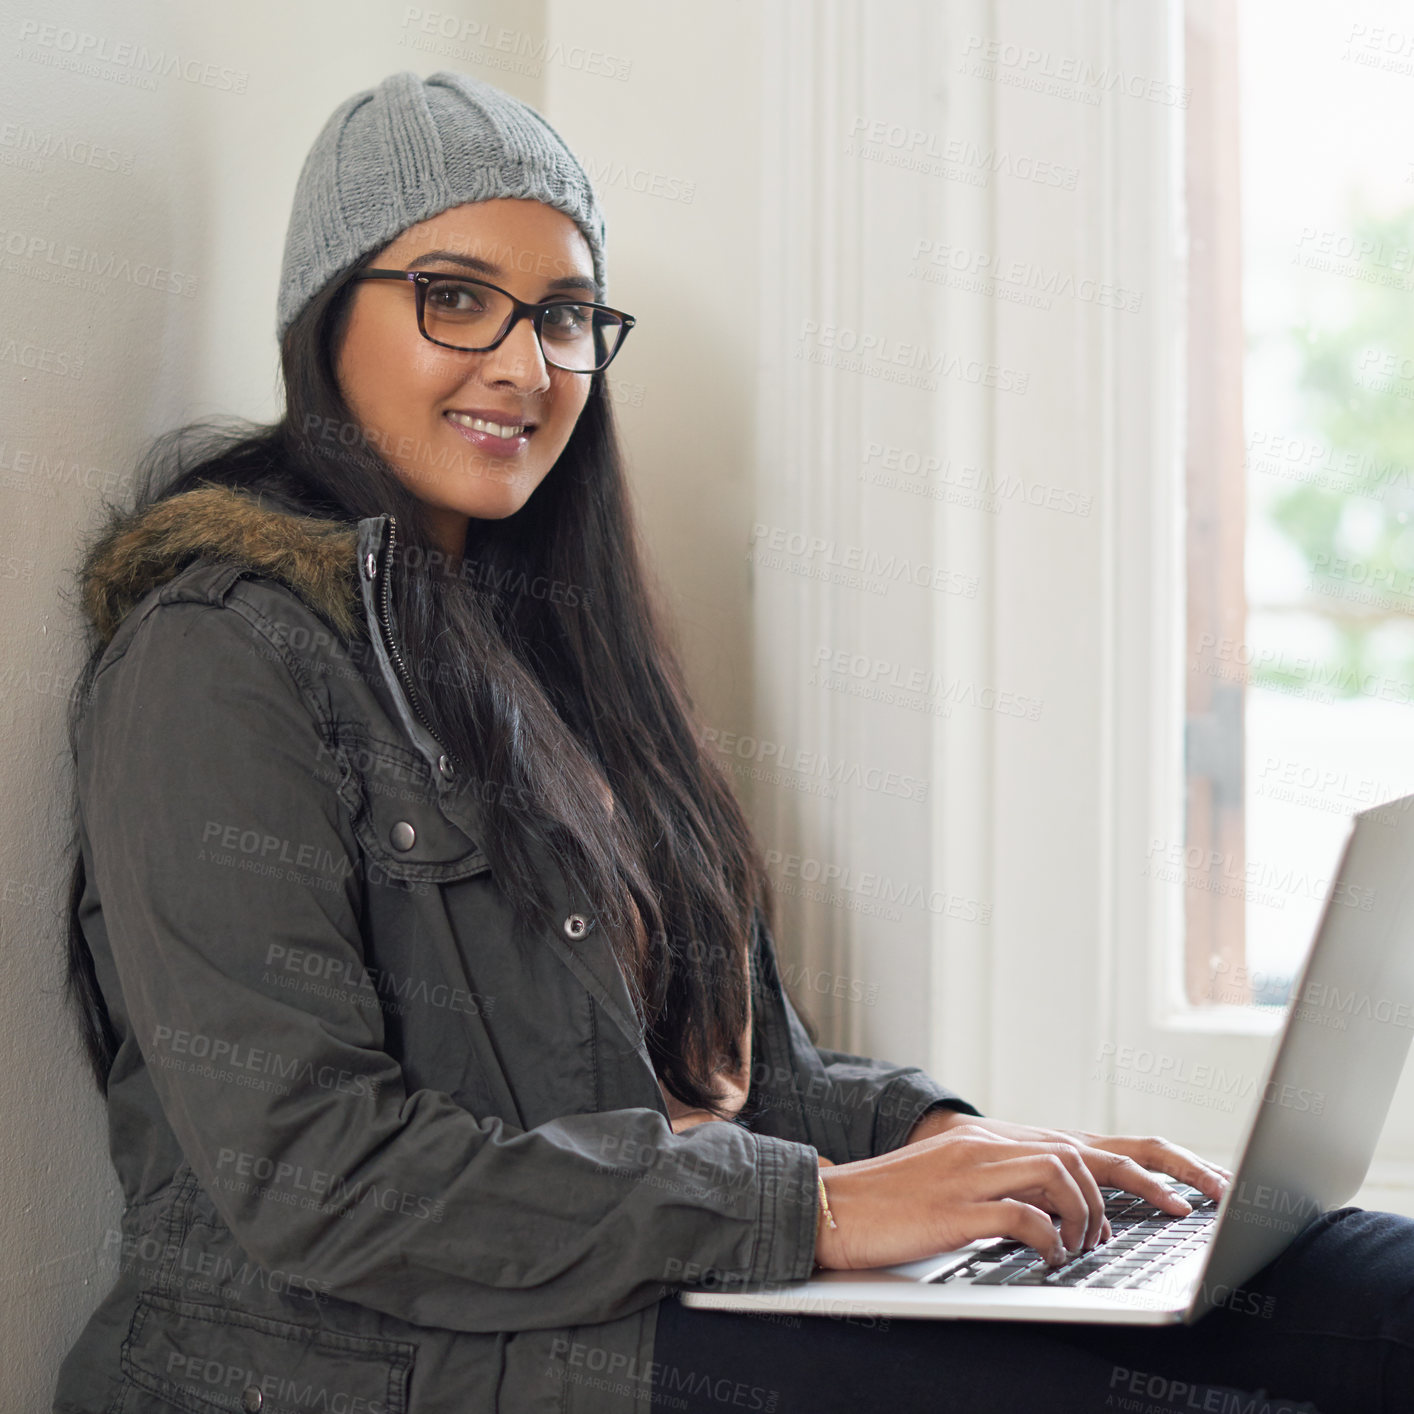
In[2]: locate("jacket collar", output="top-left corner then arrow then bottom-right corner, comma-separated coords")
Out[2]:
76,480 -> 473,777
80,482 -> 368,649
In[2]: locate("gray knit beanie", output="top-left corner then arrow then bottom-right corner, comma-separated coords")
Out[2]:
276,69 -> 606,342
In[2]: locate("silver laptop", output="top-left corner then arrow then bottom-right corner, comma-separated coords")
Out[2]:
682,793 -> 1414,1326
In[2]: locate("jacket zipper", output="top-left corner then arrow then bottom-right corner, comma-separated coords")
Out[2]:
375,514 -> 456,771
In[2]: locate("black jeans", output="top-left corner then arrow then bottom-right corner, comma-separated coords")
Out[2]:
650,1206 -> 1414,1413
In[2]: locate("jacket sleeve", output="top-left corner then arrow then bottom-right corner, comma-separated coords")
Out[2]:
741,905 -> 983,1164
77,599 -> 822,1332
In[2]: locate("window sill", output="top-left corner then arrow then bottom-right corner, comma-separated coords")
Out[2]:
1156,1005 -> 1286,1037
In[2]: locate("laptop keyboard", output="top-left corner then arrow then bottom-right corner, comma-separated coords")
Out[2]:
931,1184 -> 1219,1290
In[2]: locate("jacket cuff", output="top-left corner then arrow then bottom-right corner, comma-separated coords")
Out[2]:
745,1133 -> 822,1288
872,1075 -> 983,1156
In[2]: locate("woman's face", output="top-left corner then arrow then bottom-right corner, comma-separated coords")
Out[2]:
333,198 -> 597,560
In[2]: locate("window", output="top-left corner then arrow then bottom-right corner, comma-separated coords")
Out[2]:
1183,0 -> 1414,1010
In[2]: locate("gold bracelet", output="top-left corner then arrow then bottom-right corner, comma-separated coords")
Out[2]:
816,1173 -> 838,1231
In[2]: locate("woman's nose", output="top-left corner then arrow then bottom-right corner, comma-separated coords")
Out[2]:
479,313 -> 552,390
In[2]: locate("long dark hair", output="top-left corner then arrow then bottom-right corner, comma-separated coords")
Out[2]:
62,245 -> 779,1119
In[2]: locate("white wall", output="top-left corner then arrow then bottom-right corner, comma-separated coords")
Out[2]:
542,0 -> 765,741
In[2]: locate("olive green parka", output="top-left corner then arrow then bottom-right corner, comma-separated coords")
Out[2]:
52,483 -> 977,1414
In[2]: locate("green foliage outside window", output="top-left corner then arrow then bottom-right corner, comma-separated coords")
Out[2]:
1256,203 -> 1414,701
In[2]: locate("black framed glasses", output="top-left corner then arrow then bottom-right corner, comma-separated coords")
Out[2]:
350,269 -> 636,373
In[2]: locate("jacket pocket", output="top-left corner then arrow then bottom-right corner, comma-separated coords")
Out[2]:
338,730 -> 491,885
119,1288 -> 415,1414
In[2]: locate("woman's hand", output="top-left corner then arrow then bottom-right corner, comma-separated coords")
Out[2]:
906,1108 -> 1231,1208
812,1114 -> 1231,1273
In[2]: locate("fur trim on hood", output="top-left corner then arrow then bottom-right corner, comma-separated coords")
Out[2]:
79,482 -> 363,647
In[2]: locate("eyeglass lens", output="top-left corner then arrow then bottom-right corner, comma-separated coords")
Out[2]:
423,277 -> 625,371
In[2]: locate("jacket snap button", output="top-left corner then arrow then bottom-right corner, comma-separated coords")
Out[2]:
362,550 -> 377,581
438,753 -> 454,780
389,820 -> 416,851
562,912 -> 590,939
241,1389 -> 263,1413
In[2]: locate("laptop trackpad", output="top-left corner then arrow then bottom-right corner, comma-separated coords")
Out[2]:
846,1241 -> 994,1284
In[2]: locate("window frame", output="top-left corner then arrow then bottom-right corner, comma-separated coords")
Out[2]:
1181,0 -> 1251,1011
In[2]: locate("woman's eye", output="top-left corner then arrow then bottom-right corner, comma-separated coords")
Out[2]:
429,283 -> 484,313
542,303 -> 591,337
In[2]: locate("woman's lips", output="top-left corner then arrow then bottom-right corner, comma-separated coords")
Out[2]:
444,410 -> 532,457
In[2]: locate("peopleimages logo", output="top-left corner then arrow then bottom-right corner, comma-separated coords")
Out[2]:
957,34 -> 1190,108
1144,837 -> 1376,912
16,20 -> 249,92
860,442 -> 1093,518
908,239 -> 1143,313
795,317 -> 1030,395
699,726 -> 928,803
1093,1042 -> 1324,1116
0,225 -> 197,296
749,521 -> 979,598
845,115 -> 1080,190
764,846 -> 992,924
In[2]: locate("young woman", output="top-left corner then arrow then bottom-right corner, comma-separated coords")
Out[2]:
54,70 -> 1414,1414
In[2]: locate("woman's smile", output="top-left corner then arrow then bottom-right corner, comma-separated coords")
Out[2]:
443,406 -> 536,457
